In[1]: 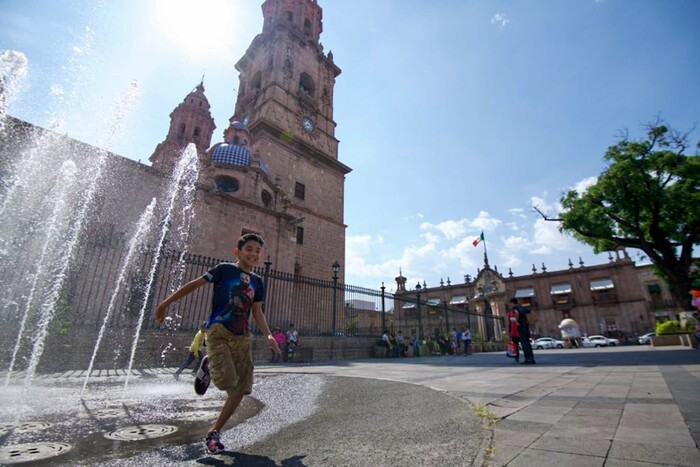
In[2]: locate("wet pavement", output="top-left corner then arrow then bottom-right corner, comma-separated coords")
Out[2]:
1,345 -> 698,466
257,344 -> 700,466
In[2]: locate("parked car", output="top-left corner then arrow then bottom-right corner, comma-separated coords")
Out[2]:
638,332 -> 656,345
582,335 -> 620,347
532,337 -> 565,349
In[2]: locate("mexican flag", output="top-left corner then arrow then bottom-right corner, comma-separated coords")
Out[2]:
472,231 -> 484,247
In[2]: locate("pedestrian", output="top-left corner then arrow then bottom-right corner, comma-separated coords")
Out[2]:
286,323 -> 299,361
507,307 -> 520,363
454,327 -> 462,355
694,313 -> 700,350
396,330 -> 406,357
382,329 -> 392,358
461,326 -> 472,356
154,233 -> 280,454
271,327 -> 286,362
410,330 -> 419,357
511,298 -> 536,364
174,323 -> 208,377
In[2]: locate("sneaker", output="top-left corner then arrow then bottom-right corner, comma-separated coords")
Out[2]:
194,355 -> 211,396
205,430 -> 225,454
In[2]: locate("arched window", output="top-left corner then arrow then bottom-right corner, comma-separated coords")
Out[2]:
251,71 -> 262,93
287,11 -> 293,22
215,176 -> 240,193
261,189 -> 272,208
299,72 -> 315,97
193,126 -> 201,143
233,136 -> 240,144
304,18 -> 312,36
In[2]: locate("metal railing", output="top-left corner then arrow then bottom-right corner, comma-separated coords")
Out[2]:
46,234 -> 501,341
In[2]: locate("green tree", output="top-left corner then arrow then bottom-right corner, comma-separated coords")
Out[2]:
540,122 -> 700,309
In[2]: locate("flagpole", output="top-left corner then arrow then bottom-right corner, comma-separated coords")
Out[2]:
481,232 -> 489,267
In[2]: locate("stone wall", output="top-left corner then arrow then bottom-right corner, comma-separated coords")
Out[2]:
30,330 -> 379,373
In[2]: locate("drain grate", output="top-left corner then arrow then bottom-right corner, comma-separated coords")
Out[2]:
0,421 -> 51,436
0,442 -> 72,464
104,424 -> 178,441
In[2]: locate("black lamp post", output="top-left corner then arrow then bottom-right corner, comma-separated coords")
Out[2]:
331,260 -> 340,336
441,278 -> 450,335
380,282 -> 386,334
416,282 -> 423,338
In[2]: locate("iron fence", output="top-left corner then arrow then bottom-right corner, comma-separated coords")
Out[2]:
56,234 -> 502,340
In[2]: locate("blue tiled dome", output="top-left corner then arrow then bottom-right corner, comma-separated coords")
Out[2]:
230,121 -> 247,130
211,144 -> 250,166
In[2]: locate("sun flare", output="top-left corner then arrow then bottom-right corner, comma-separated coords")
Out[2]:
151,0 -> 242,61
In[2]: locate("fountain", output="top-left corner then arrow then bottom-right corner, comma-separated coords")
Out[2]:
0,32 -> 322,466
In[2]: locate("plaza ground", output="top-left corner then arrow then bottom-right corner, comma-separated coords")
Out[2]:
1,345 -> 698,466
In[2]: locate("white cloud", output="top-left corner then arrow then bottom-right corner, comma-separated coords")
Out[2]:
530,217 -> 579,255
491,13 -> 510,29
574,176 -> 597,194
470,211 -> 502,232
530,195 -> 560,215
505,221 -> 521,231
508,207 -> 527,219
420,219 -> 469,239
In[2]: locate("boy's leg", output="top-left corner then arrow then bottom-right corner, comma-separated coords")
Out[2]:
210,394 -> 244,434
175,352 -> 195,375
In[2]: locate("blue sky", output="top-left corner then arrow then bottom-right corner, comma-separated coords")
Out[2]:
1,0 -> 698,290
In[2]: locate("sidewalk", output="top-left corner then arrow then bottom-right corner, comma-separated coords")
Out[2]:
257,345 -> 700,466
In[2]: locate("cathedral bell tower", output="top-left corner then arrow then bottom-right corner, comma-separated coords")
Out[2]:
225,0 -> 351,280
149,82 -> 216,173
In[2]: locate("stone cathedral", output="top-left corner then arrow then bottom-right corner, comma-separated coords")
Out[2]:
148,0 -> 350,280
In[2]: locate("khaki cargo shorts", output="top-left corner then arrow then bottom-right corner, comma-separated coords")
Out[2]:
206,324 -> 253,397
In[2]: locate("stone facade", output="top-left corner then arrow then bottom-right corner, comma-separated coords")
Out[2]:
394,250 -> 676,342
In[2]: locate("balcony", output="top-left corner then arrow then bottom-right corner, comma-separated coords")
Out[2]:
551,295 -> 576,308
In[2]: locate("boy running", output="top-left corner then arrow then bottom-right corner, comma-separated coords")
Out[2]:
154,233 -> 280,453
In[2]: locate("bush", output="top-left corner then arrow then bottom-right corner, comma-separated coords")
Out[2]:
656,320 -> 681,335
684,317 -> 697,332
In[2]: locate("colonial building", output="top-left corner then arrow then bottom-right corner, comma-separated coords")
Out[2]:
392,249 -> 672,342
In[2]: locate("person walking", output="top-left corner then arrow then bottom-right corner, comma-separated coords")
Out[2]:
174,323 -> 207,377
154,233 -> 280,454
511,298 -> 536,364
507,307 -> 520,363
271,328 -> 286,363
286,323 -> 299,361
461,327 -> 472,356
381,329 -> 392,358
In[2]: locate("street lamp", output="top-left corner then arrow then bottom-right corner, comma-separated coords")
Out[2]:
441,278 -> 450,335
380,282 -> 386,334
416,282 -> 423,338
331,260 -> 340,336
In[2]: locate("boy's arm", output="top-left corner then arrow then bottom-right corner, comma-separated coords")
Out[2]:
154,277 -> 207,324
251,302 -> 281,354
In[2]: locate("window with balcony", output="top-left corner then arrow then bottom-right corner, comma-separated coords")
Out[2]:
590,278 -> 616,303
551,283 -> 572,305
515,287 -> 535,308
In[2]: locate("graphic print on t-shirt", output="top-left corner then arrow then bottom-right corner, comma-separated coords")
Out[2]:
204,263 -> 264,334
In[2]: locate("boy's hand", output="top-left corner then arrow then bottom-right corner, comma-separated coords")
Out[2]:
154,303 -> 167,324
267,335 -> 281,354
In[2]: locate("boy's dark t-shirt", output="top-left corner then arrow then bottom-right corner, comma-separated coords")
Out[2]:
203,263 -> 265,335
515,305 -> 530,327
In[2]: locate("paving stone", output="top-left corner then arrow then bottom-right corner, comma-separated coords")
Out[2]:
508,447 -> 605,467
529,435 -> 611,457
614,426 -> 696,447
609,440 -> 699,466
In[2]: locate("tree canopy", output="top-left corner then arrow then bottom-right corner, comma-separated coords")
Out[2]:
555,122 -> 700,309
